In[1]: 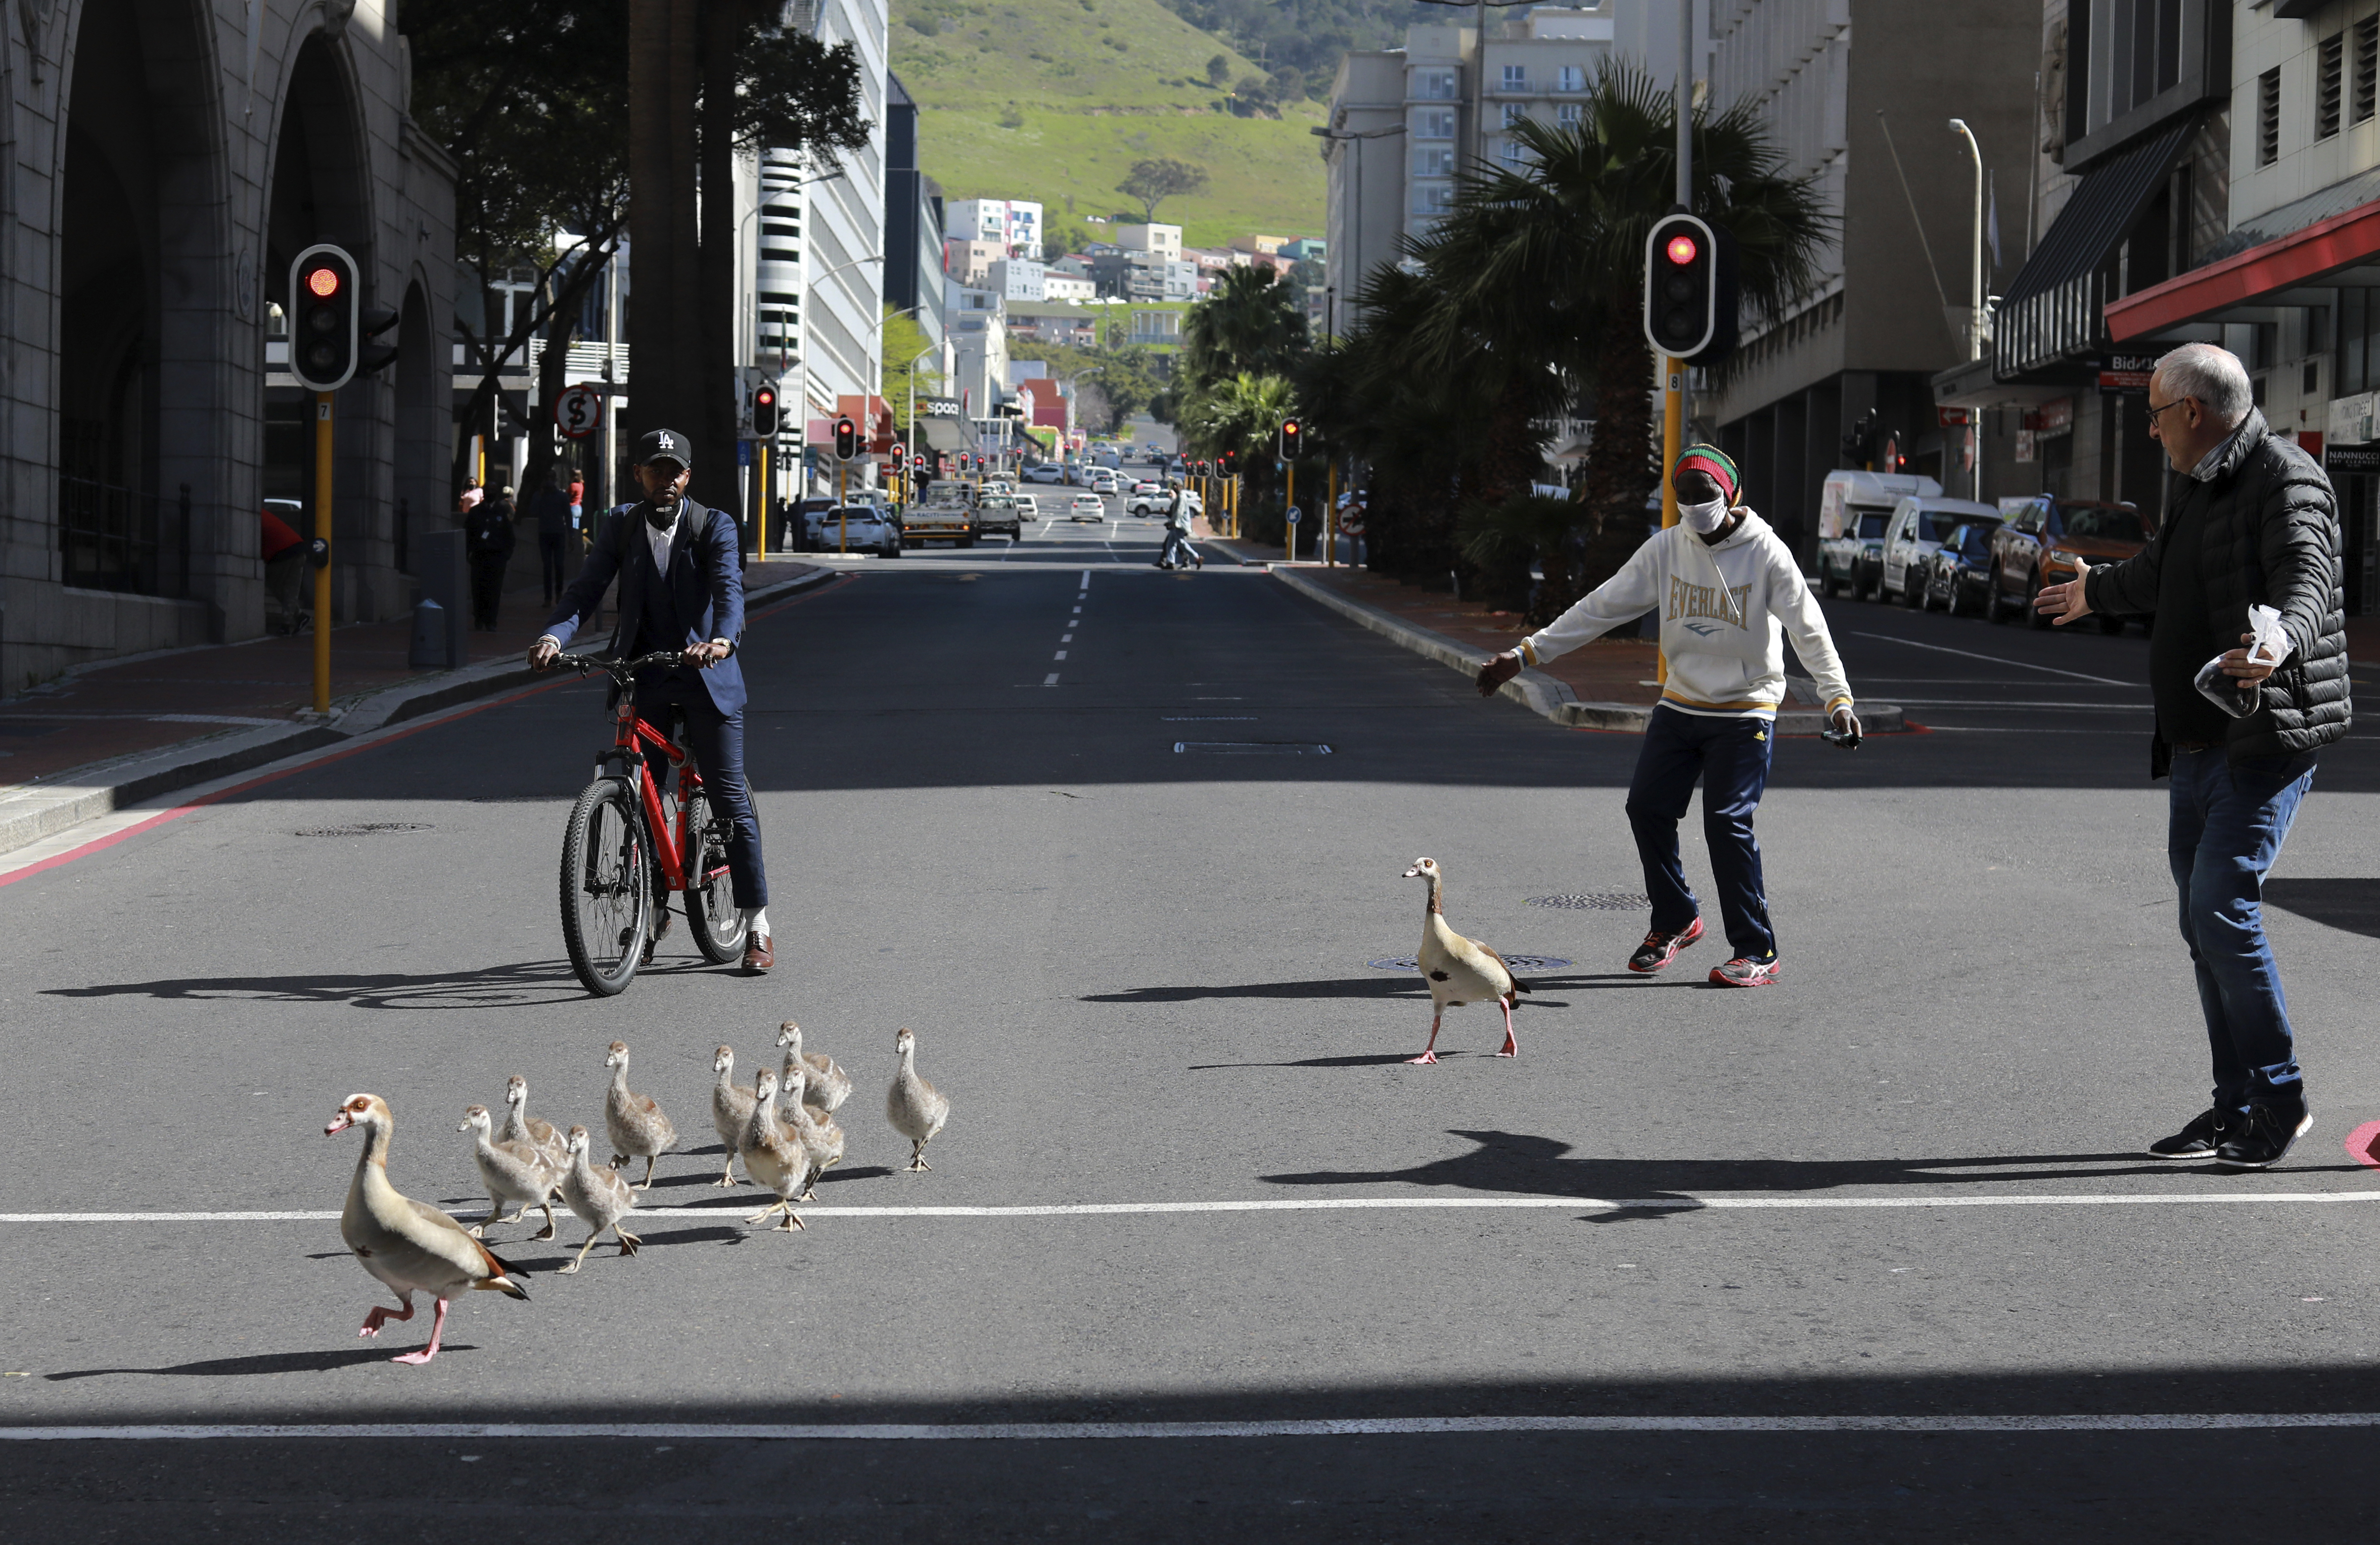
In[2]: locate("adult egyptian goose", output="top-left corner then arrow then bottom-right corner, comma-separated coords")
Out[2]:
326,1093 -> 529,1365
602,1040 -> 678,1189
886,1027 -> 950,1172
500,1075 -> 568,1168
776,1020 -> 852,1113
557,1124 -> 641,1273
778,1062 -> 845,1200
738,1067 -> 813,1233
458,1103 -> 561,1241
1402,857 -> 1529,1064
709,1045 -> 757,1188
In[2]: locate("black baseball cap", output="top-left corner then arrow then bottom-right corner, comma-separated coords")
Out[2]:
634,428 -> 693,468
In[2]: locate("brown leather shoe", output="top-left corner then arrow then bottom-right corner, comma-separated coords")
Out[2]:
743,933 -> 774,972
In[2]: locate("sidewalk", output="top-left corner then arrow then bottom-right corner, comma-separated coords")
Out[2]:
0,556 -> 829,858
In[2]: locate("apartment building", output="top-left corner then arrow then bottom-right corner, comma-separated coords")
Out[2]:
1321,6 -> 1615,327
883,71 -> 946,351
946,198 -> 1045,258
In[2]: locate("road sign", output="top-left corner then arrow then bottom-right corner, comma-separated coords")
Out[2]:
553,384 -> 605,439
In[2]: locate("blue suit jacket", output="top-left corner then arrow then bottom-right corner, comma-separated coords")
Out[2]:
544,500 -> 749,715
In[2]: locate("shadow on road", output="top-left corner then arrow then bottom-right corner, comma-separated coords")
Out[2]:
2265,878 -> 2380,939
43,1345 -> 481,1380
1259,1128 -> 2368,1222
38,958 -> 726,1010
1086,972 -> 1633,1006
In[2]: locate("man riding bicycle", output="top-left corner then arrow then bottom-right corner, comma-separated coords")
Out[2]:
530,428 -> 774,973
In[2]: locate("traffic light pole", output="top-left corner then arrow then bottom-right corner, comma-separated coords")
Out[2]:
758,445 -> 770,559
1326,460 -> 1337,568
1284,461 -> 1296,561
314,392 -> 333,714
838,457 -> 848,555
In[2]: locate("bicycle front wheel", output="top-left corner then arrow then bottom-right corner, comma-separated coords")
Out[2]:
560,778 -> 651,997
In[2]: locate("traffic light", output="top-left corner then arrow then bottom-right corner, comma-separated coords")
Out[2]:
358,305 -> 401,375
1642,213 -> 1719,361
890,441 -> 906,463
1219,448 -> 1238,477
1840,409 -> 1880,468
288,244 -> 359,391
1279,418 -> 1303,459
912,454 -> 926,473
753,385 -> 779,438
833,415 -> 857,459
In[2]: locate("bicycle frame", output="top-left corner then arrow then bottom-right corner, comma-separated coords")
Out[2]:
559,650 -> 731,897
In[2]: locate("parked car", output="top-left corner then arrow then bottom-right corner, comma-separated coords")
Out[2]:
1986,495 -> 2151,632
1921,521 -> 2002,616
1068,492 -> 1107,522
1879,496 -> 1999,605
1023,463 -> 1066,485
808,504 -> 901,557
976,493 -> 1024,542
1817,468 -> 1943,599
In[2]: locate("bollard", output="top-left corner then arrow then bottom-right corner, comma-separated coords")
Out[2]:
408,597 -> 451,668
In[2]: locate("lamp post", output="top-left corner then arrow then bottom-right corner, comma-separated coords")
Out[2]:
1947,118 -> 1985,363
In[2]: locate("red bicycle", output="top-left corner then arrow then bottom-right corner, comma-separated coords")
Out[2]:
552,651 -> 746,995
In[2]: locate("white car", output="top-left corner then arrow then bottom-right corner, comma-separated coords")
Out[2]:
1068,493 -> 1107,522
1878,494 -> 1999,604
1126,486 -> 1172,517
807,504 -> 901,557
1023,463 -> 1065,484
1089,470 -> 1119,495
1014,494 -> 1040,519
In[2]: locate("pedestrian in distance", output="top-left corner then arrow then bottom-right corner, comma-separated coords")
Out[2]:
463,487 -> 516,631
458,480 -> 484,515
1156,487 -> 1202,570
530,428 -> 777,974
568,471 -> 586,536
2034,342 -> 2349,1170
527,466 -> 575,606
1476,446 -> 1861,987
260,505 -> 308,635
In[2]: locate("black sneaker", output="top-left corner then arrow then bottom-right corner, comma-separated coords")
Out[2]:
2214,1100 -> 2313,1170
2146,1108 -> 2233,1160
1627,916 -> 1704,973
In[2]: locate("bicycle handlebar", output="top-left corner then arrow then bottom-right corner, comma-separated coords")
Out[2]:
550,649 -> 686,678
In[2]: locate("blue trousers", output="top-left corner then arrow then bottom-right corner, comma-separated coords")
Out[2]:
2168,747 -> 2316,1114
635,671 -> 768,909
1626,705 -> 1776,959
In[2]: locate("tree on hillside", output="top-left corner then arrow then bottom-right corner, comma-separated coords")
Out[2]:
1205,54 -> 1231,86
1118,158 -> 1210,223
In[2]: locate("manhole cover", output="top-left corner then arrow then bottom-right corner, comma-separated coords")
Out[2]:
293,822 -> 433,837
1367,954 -> 1571,973
1174,742 -> 1331,755
1526,893 -> 1651,910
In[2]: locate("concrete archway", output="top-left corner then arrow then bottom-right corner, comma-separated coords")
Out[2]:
56,0 -> 225,600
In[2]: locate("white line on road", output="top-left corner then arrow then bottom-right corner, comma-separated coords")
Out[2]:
1053,650 -> 1067,661
5,1413 -> 2379,1442
1043,674 -> 1059,687
1848,631 -> 2133,685
1884,698 -> 2152,710
8,1191 -> 2376,1223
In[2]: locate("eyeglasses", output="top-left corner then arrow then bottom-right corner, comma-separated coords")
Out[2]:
2145,399 -> 2191,429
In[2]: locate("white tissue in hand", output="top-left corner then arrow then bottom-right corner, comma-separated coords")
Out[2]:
2245,604 -> 2293,668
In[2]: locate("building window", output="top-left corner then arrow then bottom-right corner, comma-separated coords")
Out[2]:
1411,147 -> 1456,178
2319,32 -> 2344,139
1415,69 -> 1457,100
1415,109 -> 1456,139
1501,103 -> 1526,129
1501,64 -> 1526,91
2259,66 -> 2281,166
1557,102 -> 1582,126
1499,141 -> 1530,170
2083,0 -> 2193,137
2357,16 -> 2377,124
1558,65 -> 1585,92
1412,185 -> 1456,217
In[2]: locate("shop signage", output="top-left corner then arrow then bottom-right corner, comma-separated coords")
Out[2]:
2098,354 -> 2156,394
1936,407 -> 1972,427
2325,443 -> 2380,473
2024,398 -> 2074,438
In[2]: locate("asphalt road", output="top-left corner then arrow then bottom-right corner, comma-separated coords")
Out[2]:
3,526 -> 2378,1541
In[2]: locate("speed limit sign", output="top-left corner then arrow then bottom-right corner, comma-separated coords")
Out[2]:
552,384 -> 605,440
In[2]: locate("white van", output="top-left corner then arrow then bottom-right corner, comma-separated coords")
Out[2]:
1877,495 -> 1999,604
1816,469 -> 1942,598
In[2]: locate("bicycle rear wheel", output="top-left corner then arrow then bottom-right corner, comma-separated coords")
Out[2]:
682,790 -> 748,964
560,778 -> 651,996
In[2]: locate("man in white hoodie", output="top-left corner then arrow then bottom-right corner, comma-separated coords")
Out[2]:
1476,446 -> 1860,986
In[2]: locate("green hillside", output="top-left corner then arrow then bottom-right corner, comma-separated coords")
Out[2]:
890,0 -> 1327,251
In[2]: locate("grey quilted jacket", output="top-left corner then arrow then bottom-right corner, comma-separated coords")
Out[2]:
2083,408 -> 2350,776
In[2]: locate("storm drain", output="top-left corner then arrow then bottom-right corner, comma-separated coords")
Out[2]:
1367,954 -> 1571,973
1527,893 -> 1651,910
1174,742 -> 1331,755
293,822 -> 433,837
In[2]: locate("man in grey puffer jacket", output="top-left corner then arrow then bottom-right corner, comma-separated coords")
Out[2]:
2038,342 -> 2349,1170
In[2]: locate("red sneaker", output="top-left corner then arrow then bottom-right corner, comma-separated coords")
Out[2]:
1627,916 -> 1704,973
1709,954 -> 1781,987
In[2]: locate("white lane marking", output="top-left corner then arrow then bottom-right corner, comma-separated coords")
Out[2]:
1053,650 -> 1067,661
1061,634 -> 1073,643
1080,569 -> 1090,588
1847,631 -> 2132,686
8,1191 -> 2377,1223
1885,699 -> 2152,710
1916,726 -> 2137,735
6,1413 -> 2380,1442
1043,674 -> 1060,687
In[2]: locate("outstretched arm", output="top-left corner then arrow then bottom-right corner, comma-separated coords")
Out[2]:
1476,535 -> 1665,695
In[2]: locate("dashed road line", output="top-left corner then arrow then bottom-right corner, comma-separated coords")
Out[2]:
1848,631 -> 2132,685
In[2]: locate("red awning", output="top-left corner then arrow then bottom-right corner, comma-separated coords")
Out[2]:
2105,198 -> 2380,341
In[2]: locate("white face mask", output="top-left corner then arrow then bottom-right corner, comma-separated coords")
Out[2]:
1679,496 -> 1730,534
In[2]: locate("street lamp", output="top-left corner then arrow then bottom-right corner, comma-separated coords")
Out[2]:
1310,124 -> 1405,325
1947,118 -> 1985,364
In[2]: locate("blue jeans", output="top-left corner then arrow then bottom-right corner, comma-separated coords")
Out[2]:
1158,529 -> 1198,567
1626,705 -> 1776,959
635,672 -> 769,909
2167,747 -> 2316,1114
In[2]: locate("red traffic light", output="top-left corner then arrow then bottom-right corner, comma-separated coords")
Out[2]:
1664,234 -> 1698,266
755,387 -> 775,407
305,266 -> 341,298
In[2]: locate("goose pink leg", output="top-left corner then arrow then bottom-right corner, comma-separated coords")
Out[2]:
388,1297 -> 451,1365
1495,997 -> 1518,1058
1407,1012 -> 1443,1065
358,1295 -> 414,1338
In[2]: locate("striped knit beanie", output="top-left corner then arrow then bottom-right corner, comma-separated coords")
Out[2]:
1672,444 -> 1740,506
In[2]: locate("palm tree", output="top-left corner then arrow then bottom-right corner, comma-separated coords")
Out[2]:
1177,371 -> 1297,539
1182,266 -> 1309,392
